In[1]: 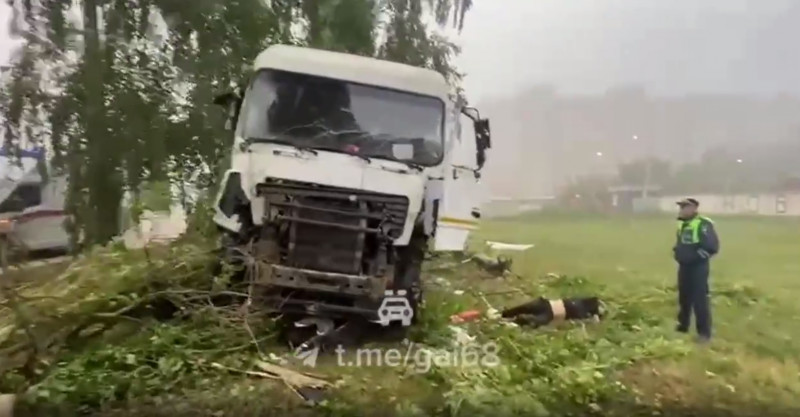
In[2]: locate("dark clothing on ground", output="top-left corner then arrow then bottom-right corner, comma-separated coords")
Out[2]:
673,215 -> 719,339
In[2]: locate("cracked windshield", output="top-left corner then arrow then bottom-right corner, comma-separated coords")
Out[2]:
240,70 -> 445,166
1,0 -> 800,416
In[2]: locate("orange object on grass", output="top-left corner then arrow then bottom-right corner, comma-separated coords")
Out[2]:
450,309 -> 481,323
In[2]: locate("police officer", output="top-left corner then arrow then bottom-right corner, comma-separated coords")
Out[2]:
673,198 -> 719,343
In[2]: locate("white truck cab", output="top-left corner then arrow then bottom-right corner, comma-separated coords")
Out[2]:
212,45 -> 491,324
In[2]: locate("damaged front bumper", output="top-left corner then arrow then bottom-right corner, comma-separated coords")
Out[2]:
260,264 -> 388,298
255,262 -> 389,319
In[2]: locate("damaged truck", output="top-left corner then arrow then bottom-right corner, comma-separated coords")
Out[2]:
212,44 -> 491,330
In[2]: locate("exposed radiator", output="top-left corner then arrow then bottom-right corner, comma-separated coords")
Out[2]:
257,178 -> 409,275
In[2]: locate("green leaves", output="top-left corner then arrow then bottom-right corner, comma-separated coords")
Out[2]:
1,0 -> 471,247
414,254 -> 692,416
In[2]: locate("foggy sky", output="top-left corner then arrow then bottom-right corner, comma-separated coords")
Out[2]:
455,0 -> 800,102
3,1 -> 800,99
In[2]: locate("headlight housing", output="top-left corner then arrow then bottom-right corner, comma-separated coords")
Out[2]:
0,218 -> 15,234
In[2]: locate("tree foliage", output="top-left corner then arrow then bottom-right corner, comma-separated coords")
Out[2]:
616,139 -> 800,195
1,0 -> 473,246
616,158 -> 671,189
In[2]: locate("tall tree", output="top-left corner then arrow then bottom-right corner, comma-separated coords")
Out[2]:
1,0 -> 474,247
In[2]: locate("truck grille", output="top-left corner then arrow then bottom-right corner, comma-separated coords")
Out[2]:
257,178 -> 409,275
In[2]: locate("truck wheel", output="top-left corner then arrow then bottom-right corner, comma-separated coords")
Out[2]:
393,236 -> 427,325
0,237 -> 8,271
402,261 -> 423,326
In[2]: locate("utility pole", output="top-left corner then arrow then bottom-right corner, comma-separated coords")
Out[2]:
642,157 -> 652,199
725,158 -> 744,195
633,135 -> 652,199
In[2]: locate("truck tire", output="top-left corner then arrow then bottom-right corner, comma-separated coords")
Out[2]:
0,237 -> 8,271
393,235 -> 427,325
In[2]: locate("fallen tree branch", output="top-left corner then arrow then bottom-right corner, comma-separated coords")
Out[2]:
0,239 -> 224,384
207,362 -> 281,380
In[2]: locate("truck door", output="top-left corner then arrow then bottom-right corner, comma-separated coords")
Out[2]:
433,113 -> 484,251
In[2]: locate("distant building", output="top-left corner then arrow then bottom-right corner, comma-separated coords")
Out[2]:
777,176 -> 800,192
482,196 -> 556,218
607,185 -> 662,213
655,193 -> 800,216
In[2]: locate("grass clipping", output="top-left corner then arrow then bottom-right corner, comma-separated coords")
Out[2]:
0,237 -> 220,383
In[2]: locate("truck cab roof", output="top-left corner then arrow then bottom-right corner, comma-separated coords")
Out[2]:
253,44 -> 450,100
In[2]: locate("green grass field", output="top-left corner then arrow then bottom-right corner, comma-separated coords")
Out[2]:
327,213 -> 800,416
468,214 -> 800,415
8,214 -> 800,416
222,213 -> 800,416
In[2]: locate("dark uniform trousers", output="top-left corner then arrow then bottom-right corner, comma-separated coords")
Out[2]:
677,261 -> 711,337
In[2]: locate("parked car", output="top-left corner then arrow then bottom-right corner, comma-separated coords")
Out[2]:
0,150 -> 70,256
11,205 -> 70,252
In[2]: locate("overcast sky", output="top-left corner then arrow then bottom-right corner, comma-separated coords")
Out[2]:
455,0 -> 800,101
3,0 -> 800,101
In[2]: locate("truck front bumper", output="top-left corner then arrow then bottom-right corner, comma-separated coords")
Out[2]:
255,263 -> 390,319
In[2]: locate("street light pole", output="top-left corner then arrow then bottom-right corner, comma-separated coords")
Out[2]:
724,158 -> 744,195
595,151 -> 604,177
633,134 -> 653,199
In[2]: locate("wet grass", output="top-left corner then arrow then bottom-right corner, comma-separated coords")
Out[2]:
474,213 -> 800,414
11,214 -> 800,416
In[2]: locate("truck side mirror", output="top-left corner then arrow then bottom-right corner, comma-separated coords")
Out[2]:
461,106 -> 492,171
213,88 -> 244,131
474,118 -> 491,170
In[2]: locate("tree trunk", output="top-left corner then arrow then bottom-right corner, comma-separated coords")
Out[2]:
82,0 -> 122,245
303,1 -> 323,47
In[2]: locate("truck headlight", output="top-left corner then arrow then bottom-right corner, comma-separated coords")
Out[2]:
0,219 -> 15,234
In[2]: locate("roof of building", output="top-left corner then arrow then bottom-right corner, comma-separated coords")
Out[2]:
253,44 -> 450,100
488,196 -> 556,202
607,184 -> 663,193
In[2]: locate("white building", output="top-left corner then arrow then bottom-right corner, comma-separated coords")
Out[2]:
655,193 -> 800,216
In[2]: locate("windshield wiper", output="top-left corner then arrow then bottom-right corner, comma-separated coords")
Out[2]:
400,161 -> 424,171
299,129 -> 376,163
244,137 -> 319,155
381,157 -> 423,172
244,136 -> 376,165
351,133 -> 428,172
256,129 -> 427,170
320,144 -> 372,163
309,128 -> 374,141
349,153 -> 371,163
366,152 -> 424,171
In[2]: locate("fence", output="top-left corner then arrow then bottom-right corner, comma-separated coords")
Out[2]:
653,193 -> 800,216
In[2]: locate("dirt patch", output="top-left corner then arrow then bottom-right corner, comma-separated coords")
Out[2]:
618,354 -> 800,415
620,362 -> 699,406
